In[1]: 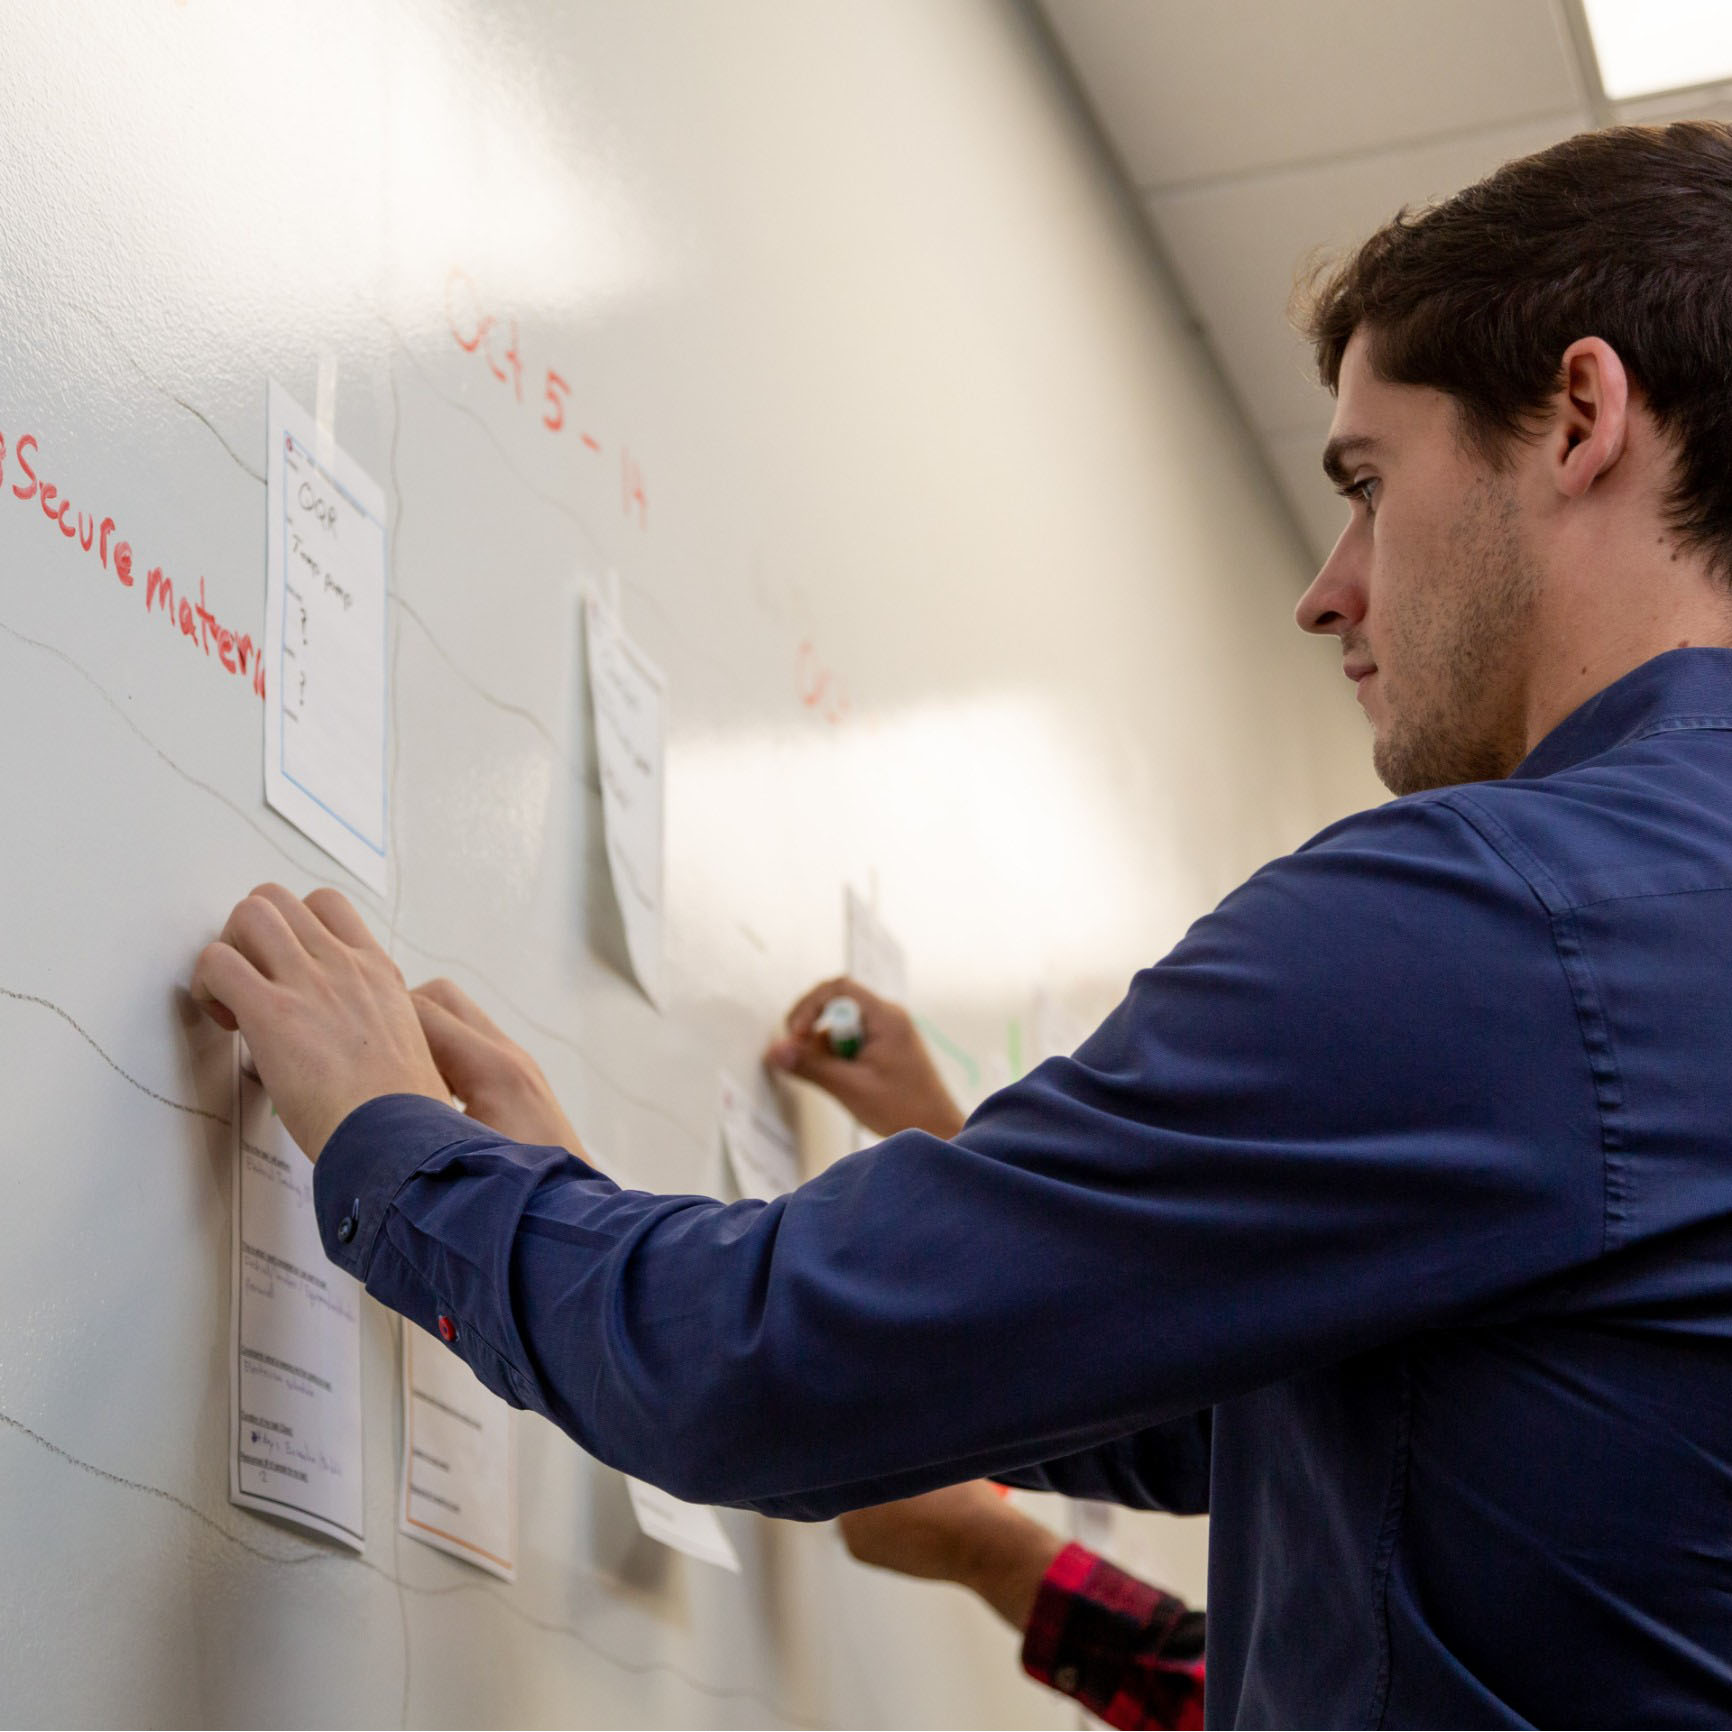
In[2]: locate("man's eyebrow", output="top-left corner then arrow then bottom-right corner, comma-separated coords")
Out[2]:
1321,434 -> 1380,490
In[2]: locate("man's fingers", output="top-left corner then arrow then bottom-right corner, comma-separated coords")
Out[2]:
785,975 -> 899,1039
772,1039 -> 867,1101
783,976 -> 851,1039
784,974 -> 897,1041
248,882 -> 342,959
412,976 -> 508,1042
220,893 -> 308,982
413,993 -> 503,1096
191,940 -> 270,1032
304,887 -> 379,953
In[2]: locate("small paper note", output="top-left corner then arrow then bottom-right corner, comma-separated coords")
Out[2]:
399,1322 -> 519,1581
263,379 -> 389,894
718,1071 -> 800,1200
845,886 -> 908,1004
1070,1497 -> 1117,1550
625,1477 -> 742,1572
586,596 -> 665,1006
230,1041 -> 365,1549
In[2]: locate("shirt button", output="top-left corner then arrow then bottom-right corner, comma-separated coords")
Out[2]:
336,1215 -> 356,1244
437,1314 -> 458,1344
1054,1665 -> 1080,1694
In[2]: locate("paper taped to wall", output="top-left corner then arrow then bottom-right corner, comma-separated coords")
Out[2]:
845,885 -> 907,1004
718,1071 -> 799,1199
625,1477 -> 742,1572
585,595 -> 665,1006
400,1322 -> 518,1581
263,379 -> 390,895
229,1042 -> 365,1549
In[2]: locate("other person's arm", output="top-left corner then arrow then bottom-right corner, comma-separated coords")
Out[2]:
841,1483 -> 1205,1731
763,977 -> 965,1138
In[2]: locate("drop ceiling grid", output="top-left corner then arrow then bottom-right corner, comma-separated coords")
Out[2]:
1036,0 -> 1602,561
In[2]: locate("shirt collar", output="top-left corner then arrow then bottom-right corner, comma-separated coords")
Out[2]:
1511,648 -> 1732,781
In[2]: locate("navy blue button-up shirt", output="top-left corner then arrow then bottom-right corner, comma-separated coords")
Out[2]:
316,649 -> 1732,1727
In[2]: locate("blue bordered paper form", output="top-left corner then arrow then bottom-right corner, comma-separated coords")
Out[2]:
264,379 -> 389,894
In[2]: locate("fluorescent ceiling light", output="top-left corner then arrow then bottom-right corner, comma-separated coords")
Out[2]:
1582,0 -> 1732,100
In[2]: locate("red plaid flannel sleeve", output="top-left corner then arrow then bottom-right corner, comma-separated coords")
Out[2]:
1020,1542 -> 1206,1731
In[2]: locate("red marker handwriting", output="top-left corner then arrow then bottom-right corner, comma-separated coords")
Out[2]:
796,639 -> 851,726
0,427 -> 263,699
446,266 -> 649,531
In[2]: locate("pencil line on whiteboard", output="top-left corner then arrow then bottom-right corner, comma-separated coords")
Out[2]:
70,295 -> 266,484
0,1404 -> 827,1726
386,1571 -> 832,1728
0,1406 -> 322,1565
0,986 -> 227,1123
371,310 -> 604,553
374,311 -> 739,696
389,933 -> 708,1153
391,595 -> 565,757
0,614 -> 694,1149
0,612 -> 636,1142
0,616 -> 354,896
392,1512 -> 413,1728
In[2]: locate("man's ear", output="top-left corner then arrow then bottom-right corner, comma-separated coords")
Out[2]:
1552,337 -> 1630,500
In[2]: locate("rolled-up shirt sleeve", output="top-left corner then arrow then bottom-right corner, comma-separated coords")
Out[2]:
314,795 -> 1605,1518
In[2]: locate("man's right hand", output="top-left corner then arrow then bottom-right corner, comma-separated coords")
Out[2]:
765,976 -> 966,1138
409,976 -> 593,1163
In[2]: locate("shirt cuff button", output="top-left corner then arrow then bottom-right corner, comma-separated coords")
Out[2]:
1054,1665 -> 1080,1694
336,1198 -> 360,1244
437,1314 -> 458,1344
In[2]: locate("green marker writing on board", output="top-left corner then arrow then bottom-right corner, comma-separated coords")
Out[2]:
814,994 -> 865,1059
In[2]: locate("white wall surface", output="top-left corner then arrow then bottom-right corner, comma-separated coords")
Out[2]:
0,2 -> 1383,1725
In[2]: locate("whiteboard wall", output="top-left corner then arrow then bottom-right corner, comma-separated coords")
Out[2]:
0,2 -> 1381,1725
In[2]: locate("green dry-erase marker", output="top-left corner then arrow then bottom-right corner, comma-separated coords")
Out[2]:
814,995 -> 865,1059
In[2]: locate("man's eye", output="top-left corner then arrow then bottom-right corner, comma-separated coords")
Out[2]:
1342,476 -> 1380,513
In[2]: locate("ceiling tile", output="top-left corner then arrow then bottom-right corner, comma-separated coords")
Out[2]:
1146,114 -> 1590,439
1039,0 -> 1585,188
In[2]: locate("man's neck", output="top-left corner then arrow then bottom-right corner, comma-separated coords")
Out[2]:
1520,560 -> 1732,757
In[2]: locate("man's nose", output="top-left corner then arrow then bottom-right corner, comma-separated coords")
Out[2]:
1295,522 -> 1365,637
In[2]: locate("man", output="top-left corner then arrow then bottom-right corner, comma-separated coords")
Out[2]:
194,124 -> 1732,1725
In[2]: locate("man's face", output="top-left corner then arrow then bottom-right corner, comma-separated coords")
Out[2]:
1295,330 -> 1541,795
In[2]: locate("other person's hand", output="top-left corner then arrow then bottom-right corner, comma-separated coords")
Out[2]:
192,884 -> 448,1161
839,1481 -> 1066,1631
764,976 -> 966,1138
410,976 -> 591,1162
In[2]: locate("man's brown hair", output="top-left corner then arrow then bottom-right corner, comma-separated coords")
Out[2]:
1300,122 -> 1732,578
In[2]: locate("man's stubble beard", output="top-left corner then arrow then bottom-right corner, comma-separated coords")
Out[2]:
1370,478 -> 1540,797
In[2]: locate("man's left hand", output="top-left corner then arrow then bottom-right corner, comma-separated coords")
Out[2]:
192,883 -> 448,1161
